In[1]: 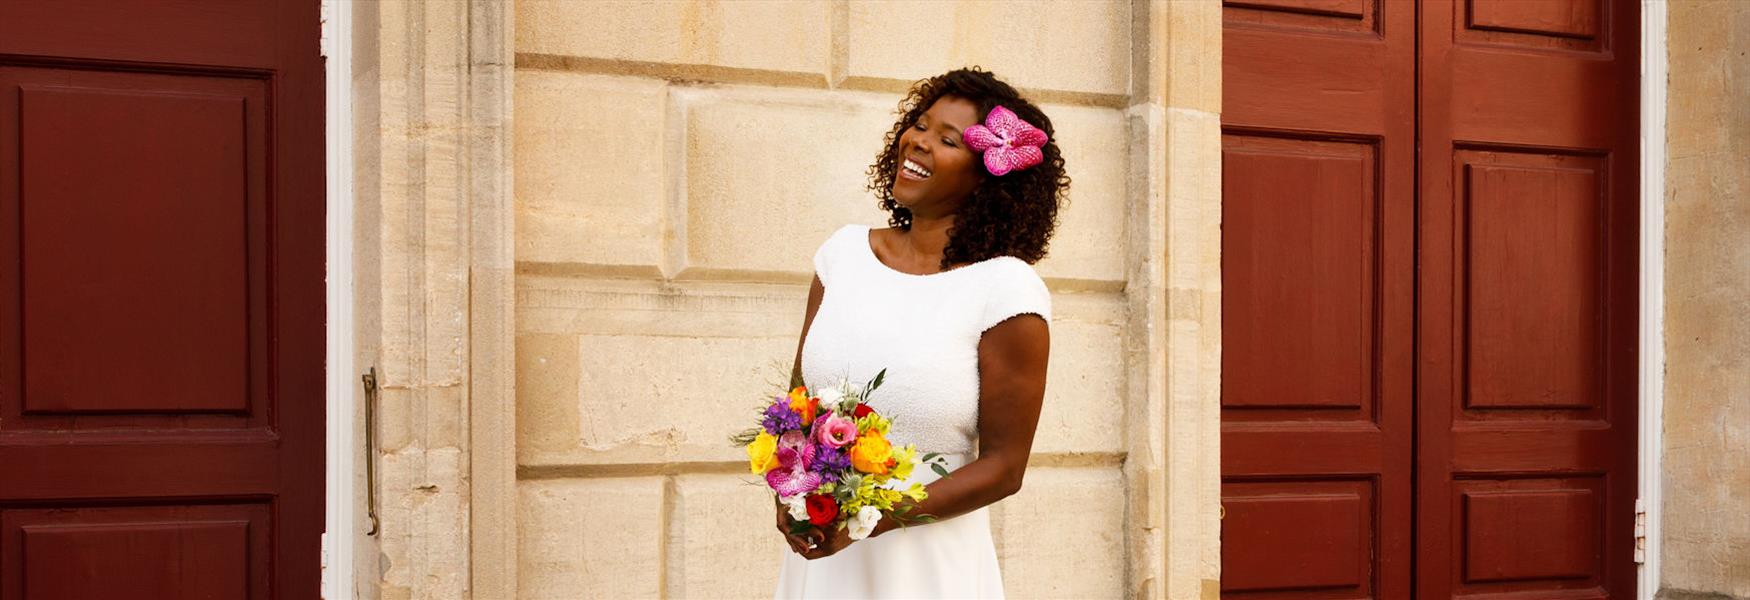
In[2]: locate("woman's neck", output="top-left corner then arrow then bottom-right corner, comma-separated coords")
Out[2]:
887,214 -> 960,270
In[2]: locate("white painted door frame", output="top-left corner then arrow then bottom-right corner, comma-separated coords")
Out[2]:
322,0 -> 356,598
1637,0 -> 1668,598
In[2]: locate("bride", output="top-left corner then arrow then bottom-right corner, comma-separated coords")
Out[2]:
772,66 -> 1068,599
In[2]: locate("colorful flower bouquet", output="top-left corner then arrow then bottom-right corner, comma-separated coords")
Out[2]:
731,368 -> 951,540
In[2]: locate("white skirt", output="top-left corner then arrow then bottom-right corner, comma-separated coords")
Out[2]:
772,503 -> 1004,599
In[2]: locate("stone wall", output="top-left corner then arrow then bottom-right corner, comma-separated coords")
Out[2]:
344,1 -> 1750,598
1661,1 -> 1750,597
509,1 -> 1220,598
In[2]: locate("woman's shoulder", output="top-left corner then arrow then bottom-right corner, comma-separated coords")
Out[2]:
816,223 -> 863,252
825,223 -> 872,247
974,257 -> 1051,330
982,254 -> 1044,282
813,224 -> 871,285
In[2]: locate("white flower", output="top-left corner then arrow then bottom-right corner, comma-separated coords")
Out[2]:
779,493 -> 810,522
818,386 -> 845,413
847,506 -> 882,541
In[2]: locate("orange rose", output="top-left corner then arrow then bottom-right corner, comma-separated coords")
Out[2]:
788,386 -> 818,427
850,430 -> 894,474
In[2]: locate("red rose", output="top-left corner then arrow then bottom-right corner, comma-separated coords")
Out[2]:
805,494 -> 839,526
853,404 -> 875,419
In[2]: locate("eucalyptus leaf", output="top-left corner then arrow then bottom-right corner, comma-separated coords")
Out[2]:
931,463 -> 949,478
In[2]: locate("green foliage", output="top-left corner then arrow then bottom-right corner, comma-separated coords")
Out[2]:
728,426 -> 762,447
931,463 -> 950,479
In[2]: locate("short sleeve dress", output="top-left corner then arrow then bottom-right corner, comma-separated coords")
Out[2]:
772,223 -> 1052,600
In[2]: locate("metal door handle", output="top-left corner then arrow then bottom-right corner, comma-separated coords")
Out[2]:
363,367 -> 380,536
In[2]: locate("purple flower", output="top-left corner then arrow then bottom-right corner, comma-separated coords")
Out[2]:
809,444 -> 851,484
762,401 -> 800,435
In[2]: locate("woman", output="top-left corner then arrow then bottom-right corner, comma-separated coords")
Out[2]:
773,67 -> 1068,599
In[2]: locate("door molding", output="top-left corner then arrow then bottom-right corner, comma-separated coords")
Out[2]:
1637,1 -> 1669,597
323,0 -> 356,597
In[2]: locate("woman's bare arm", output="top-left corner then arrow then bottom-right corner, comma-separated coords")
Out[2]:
778,273 -> 829,554
870,313 -> 1050,537
790,274 -> 826,388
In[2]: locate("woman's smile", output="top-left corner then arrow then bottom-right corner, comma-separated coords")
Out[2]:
899,158 -> 933,181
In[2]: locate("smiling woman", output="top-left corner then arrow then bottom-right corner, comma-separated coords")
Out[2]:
868,68 -> 1070,272
771,67 -> 1068,599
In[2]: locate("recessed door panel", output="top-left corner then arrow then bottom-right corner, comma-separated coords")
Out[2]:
0,1 -> 324,598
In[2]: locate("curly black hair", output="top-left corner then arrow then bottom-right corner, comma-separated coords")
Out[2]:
866,67 -> 1069,269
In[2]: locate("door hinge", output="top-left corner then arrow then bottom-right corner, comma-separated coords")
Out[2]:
319,0 -> 332,59
319,531 -> 330,597
1633,498 -> 1647,564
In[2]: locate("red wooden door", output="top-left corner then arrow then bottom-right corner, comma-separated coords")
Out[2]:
1220,0 -> 1417,597
1417,0 -> 1639,596
1222,0 -> 1639,597
0,2 -> 325,599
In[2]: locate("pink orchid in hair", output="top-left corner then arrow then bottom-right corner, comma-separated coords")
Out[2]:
962,105 -> 1048,176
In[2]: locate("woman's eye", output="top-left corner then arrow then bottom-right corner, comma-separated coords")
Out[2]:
913,123 -> 926,131
942,137 -> 957,148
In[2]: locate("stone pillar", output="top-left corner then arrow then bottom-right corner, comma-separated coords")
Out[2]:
1661,1 -> 1750,597
352,1 -> 516,598
1128,1 -> 1224,598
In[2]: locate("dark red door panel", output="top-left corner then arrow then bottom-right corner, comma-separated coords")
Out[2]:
1221,0 -> 1416,597
1417,0 -> 1639,596
0,1 -> 324,598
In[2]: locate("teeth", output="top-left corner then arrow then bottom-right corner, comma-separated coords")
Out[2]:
902,159 -> 932,178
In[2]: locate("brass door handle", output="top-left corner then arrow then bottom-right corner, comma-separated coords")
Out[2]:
363,366 -> 381,536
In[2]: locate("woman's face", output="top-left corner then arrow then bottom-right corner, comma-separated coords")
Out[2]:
891,95 -> 984,211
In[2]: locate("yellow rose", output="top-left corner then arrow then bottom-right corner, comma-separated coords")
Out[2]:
747,432 -> 779,474
850,430 -> 894,475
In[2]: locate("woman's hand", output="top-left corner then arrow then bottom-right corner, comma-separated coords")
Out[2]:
775,497 -> 816,555
797,520 -> 855,560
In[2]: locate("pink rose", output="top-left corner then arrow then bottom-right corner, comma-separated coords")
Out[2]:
813,412 -> 858,449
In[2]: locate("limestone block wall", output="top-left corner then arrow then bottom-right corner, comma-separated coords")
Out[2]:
509,1 -> 1219,598
1661,1 -> 1750,597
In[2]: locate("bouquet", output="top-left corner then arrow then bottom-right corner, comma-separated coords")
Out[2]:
731,368 -> 951,541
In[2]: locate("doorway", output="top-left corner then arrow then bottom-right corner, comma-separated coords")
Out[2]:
1220,0 -> 1640,597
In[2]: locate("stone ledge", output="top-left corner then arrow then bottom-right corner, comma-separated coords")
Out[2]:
518,53 -> 831,90
1658,590 -> 1747,600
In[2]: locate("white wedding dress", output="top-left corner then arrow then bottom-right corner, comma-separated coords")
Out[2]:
773,223 -> 1052,599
